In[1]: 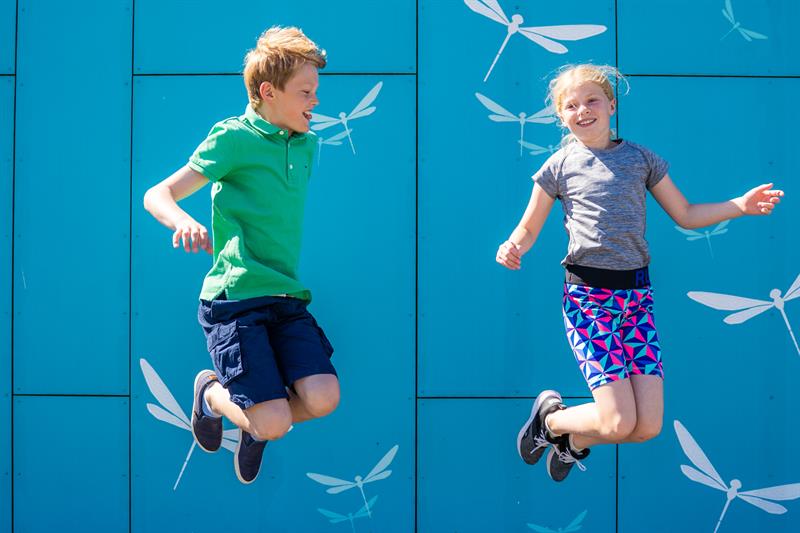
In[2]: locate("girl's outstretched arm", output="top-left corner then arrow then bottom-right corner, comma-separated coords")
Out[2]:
496,183 -> 556,270
650,174 -> 783,230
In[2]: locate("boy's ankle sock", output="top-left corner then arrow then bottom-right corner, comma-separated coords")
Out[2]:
544,415 -> 560,440
568,433 -> 586,453
202,390 -> 221,418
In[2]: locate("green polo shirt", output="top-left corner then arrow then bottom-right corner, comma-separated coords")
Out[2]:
188,105 -> 316,301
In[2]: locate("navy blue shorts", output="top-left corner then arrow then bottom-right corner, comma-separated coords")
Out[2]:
198,294 -> 336,410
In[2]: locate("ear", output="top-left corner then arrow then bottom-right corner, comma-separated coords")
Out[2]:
259,81 -> 276,102
609,98 -> 617,116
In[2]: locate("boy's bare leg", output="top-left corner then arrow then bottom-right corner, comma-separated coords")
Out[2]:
204,373 -> 339,438
546,375 -> 663,449
289,374 -> 340,422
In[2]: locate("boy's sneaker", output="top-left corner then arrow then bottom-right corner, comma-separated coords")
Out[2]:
191,370 -> 223,452
517,390 -> 565,465
546,436 -> 590,482
234,429 -> 268,484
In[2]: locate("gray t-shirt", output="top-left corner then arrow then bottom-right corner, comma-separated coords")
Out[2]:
532,139 -> 669,270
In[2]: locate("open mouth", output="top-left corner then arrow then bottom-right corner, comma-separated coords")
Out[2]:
577,118 -> 596,127
302,111 -> 313,121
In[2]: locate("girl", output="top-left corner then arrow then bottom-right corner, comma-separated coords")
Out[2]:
497,64 -> 783,482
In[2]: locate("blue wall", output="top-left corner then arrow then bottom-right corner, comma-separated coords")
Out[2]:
3,1 -> 799,531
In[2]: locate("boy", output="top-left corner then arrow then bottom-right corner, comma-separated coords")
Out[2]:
143,26 -> 339,484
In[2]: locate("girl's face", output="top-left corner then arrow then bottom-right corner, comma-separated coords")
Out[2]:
558,81 -> 616,149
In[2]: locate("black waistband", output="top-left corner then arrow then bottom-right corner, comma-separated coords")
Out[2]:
565,264 -> 651,290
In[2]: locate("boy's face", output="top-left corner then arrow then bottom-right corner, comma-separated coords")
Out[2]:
558,82 -> 616,149
262,62 -> 320,135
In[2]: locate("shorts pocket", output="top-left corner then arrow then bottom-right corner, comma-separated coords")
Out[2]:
207,321 -> 246,386
311,317 -> 334,357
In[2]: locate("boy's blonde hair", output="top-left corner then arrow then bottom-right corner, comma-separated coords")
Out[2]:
244,26 -> 327,107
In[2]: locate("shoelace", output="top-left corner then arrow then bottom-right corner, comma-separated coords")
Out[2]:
556,449 -> 587,472
531,434 -> 550,452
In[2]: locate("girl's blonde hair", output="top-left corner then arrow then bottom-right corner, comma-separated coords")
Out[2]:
244,26 -> 327,108
545,64 -> 628,145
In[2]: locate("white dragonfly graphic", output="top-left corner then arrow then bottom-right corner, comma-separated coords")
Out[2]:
316,129 -> 352,165
519,140 -> 559,157
674,220 -> 729,258
527,509 -> 587,532
310,82 -> 382,154
674,420 -> 800,533
687,273 -> 800,356
475,93 -> 556,155
464,0 -> 607,81
720,0 -> 767,42
140,358 -> 239,490
318,496 -> 377,533
307,444 -> 399,517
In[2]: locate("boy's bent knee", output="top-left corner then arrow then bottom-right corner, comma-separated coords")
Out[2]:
302,388 -> 340,419
628,419 -> 662,443
246,402 -> 292,441
598,413 -> 637,443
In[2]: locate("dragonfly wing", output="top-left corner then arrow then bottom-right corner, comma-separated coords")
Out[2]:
782,273 -> 800,301
318,508 -> 346,520
146,403 -> 189,431
686,236 -> 705,241
741,28 -> 767,39
521,24 -> 607,41
350,82 -> 383,116
364,470 -> 392,484
311,120 -> 341,131
530,105 -> 556,119
674,420 -> 727,488
526,524 -> 556,533
475,93 -> 515,118
715,220 -> 730,231
220,438 -> 237,453
565,509 -> 587,529
681,465 -> 726,491
723,0 -> 735,23
348,106 -> 376,121
488,114 -> 519,122
306,472 -> 352,487
464,0 -> 509,24
711,228 -> 729,236
675,226 -> 702,237
740,483 -> 800,501
517,29 -> 568,53
327,485 -> 355,495
139,359 -> 190,425
326,129 -> 352,142
737,495 -> 787,514
355,495 -> 379,517
724,304 -> 772,324
310,112 -> 338,123
519,140 -> 545,150
687,291 -> 771,311
364,444 -> 399,480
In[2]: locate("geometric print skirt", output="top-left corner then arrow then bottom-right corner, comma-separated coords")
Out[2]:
562,283 -> 663,391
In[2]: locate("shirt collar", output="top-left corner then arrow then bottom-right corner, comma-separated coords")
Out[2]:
244,105 -> 307,141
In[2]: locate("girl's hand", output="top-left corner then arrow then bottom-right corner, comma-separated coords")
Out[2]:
172,218 -> 212,254
496,240 -> 522,270
737,183 -> 784,215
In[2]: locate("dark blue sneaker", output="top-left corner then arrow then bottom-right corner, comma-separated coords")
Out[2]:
191,370 -> 223,453
546,436 -> 590,482
517,390 -> 565,465
234,429 -> 268,484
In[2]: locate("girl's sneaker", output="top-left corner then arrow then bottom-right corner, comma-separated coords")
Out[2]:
517,390 -> 565,465
546,437 -> 590,482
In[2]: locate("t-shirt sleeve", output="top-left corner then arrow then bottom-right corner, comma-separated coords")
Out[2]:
188,122 -> 239,182
531,152 -> 562,199
642,146 -> 669,190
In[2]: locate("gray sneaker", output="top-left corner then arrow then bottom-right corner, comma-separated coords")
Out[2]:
191,370 -> 223,453
546,436 -> 590,482
234,429 -> 268,484
516,390 -> 565,465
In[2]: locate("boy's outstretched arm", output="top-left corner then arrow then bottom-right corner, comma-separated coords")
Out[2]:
651,174 -> 784,230
143,165 -> 212,254
496,183 -> 556,270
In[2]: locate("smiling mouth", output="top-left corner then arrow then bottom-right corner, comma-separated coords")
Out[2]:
577,118 -> 596,127
302,111 -> 312,121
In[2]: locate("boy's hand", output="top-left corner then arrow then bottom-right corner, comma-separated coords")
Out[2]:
736,183 -> 784,215
172,218 -> 212,254
496,240 -> 522,270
